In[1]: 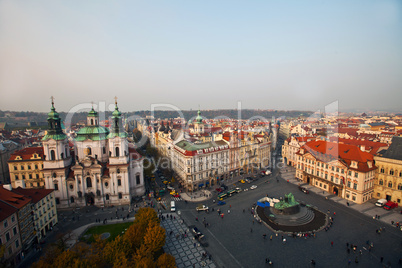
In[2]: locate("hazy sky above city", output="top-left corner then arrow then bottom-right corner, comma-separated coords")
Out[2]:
0,1 -> 401,114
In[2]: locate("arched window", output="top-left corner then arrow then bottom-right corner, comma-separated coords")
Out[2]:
118,179 -> 121,186
52,172 -> 57,178
379,179 -> 383,185
115,147 -> 120,157
380,168 -> 384,173
398,184 -> 402,190
61,153 -> 64,159
117,168 -> 120,174
70,196 -> 75,203
50,150 -> 56,161
400,171 -> 402,177
86,177 -> 92,188
390,169 -> 394,176
118,193 -> 122,199
388,181 -> 392,188
91,119 -> 94,125
105,194 -> 109,200
86,147 -> 92,156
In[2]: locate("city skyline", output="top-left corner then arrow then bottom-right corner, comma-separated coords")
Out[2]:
0,1 -> 401,113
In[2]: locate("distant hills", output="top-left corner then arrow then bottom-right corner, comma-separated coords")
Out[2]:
0,109 -> 313,126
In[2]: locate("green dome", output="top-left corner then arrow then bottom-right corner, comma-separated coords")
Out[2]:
47,105 -> 60,120
88,107 -> 98,117
112,107 -> 122,117
75,126 -> 109,141
195,109 -> 203,124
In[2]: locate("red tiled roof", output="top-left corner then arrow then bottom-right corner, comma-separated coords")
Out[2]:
0,201 -> 18,222
0,187 -> 31,209
12,187 -> 53,204
299,140 -> 376,172
8,146 -> 44,161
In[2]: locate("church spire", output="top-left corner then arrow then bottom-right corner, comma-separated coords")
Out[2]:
42,96 -> 66,141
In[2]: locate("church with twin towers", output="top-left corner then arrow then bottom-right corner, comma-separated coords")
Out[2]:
41,97 -> 145,208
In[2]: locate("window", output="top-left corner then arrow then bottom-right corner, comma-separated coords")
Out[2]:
118,193 -> 122,199
103,147 -> 106,154
5,232 -> 10,242
29,174 -> 32,179
105,194 -> 109,200
353,183 -> 357,190
35,164 -> 38,169
117,179 -> 121,186
21,165 -> 24,170
55,198 -> 60,204
390,170 -> 394,175
13,166 -> 17,170
388,181 -> 392,188
332,166 -> 334,171
86,177 -> 92,188
105,182 -> 109,187
69,184 -> 73,190
347,181 -> 351,188
22,175 -> 25,180
117,168 -> 120,174
379,179 -> 383,185
70,196 -> 74,203
398,184 -> 402,190
11,216 -> 15,223
3,220 -> 8,228
341,169 -> 344,174
13,227 -> 17,235
336,167 -> 339,172
54,183 -> 58,190
115,147 -> 120,157
352,196 -> 356,201
50,150 -> 56,160
348,171 -> 351,176
380,168 -> 384,173
15,175 -> 19,181
354,172 -> 358,178
136,174 -> 140,185
27,165 -> 31,170
325,174 -> 328,180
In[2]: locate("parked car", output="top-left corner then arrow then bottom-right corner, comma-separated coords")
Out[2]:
239,179 -> 245,184
298,186 -> 309,194
217,201 -> 226,206
216,187 -> 223,193
250,185 -> 258,190
375,199 -> 387,207
383,201 -> 398,210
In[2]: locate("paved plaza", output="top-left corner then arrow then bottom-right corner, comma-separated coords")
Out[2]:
160,213 -> 216,268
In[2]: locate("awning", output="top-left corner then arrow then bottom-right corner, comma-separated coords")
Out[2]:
206,182 -> 210,185
199,183 -> 204,187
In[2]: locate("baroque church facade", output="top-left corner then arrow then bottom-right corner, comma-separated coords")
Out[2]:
42,99 -> 145,208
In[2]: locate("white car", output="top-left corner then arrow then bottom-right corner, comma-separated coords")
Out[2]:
250,185 -> 257,190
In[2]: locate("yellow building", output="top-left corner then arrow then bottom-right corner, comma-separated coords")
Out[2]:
374,137 -> 402,206
8,147 -> 45,189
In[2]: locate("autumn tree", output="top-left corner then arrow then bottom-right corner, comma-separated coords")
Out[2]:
143,224 -> 166,257
156,253 -> 176,268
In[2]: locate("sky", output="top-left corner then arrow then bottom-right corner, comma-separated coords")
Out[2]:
0,0 -> 401,114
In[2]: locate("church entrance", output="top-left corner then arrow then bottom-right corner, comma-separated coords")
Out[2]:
85,192 -> 95,205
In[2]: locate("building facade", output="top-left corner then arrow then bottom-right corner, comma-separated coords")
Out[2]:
8,147 -> 45,189
0,201 -> 21,266
296,140 -> 376,204
12,188 -> 57,243
373,137 -> 402,206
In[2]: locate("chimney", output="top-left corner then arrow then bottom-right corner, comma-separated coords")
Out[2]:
3,184 -> 12,191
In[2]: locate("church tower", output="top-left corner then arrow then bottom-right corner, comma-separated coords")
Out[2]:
107,98 -> 128,165
194,109 -> 204,134
42,97 -> 72,206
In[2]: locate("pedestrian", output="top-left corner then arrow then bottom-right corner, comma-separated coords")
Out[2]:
380,256 -> 383,263
333,212 -> 336,216
250,228 -> 253,233
270,235 -> 272,240
331,241 -> 333,247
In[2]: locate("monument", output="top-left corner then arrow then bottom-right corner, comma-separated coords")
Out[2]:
255,192 -> 327,233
